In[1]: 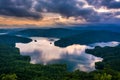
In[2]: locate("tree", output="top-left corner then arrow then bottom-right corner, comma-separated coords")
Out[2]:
1,74 -> 17,80
94,73 -> 112,80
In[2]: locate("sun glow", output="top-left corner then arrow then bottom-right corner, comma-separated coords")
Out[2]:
115,0 -> 120,2
0,13 -> 85,27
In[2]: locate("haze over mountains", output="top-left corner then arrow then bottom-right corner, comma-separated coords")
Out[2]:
0,25 -> 120,48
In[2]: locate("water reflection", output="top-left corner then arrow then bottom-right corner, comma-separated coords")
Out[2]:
90,41 -> 119,47
16,37 -> 119,72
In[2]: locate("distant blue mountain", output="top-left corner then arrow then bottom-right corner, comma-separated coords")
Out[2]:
67,24 -> 120,33
12,28 -> 85,38
55,30 -> 120,47
0,24 -> 120,47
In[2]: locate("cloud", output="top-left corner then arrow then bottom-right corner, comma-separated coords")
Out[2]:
101,0 -> 120,9
0,0 -> 120,24
35,0 -> 92,17
35,0 -> 103,22
16,37 -> 103,72
16,38 -> 119,71
90,41 -> 120,47
0,0 -> 96,21
0,0 -> 41,19
86,0 -> 120,9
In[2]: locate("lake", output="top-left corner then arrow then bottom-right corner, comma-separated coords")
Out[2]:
16,37 -> 119,72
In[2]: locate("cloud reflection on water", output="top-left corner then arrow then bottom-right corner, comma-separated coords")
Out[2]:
16,37 -> 119,72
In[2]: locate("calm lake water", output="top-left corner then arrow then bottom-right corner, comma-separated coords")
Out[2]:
16,37 -> 119,72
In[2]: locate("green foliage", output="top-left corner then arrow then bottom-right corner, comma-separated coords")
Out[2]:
1,45 -> 120,80
94,73 -> 112,80
86,45 -> 120,71
0,35 -> 32,47
95,62 -> 105,70
0,74 -> 17,80
0,45 -> 67,80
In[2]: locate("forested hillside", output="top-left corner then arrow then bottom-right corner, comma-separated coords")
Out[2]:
0,45 -> 120,80
55,31 -> 120,47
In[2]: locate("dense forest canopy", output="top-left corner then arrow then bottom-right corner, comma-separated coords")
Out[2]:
0,44 -> 120,80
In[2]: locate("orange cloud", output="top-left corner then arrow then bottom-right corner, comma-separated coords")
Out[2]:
0,13 -> 85,27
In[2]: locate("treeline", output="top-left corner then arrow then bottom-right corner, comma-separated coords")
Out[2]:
86,45 -> 120,71
55,31 -> 120,47
0,45 -> 120,80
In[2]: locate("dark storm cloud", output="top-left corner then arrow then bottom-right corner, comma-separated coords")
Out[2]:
0,0 -> 119,22
0,0 -> 41,19
105,1 -> 120,9
34,0 -> 99,22
85,0 -> 120,23
98,0 -> 120,9
86,0 -> 102,8
35,0 -> 93,17
0,7 -> 41,19
87,0 -> 120,9
0,0 -> 96,21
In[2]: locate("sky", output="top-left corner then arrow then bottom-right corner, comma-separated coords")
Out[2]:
0,0 -> 120,27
